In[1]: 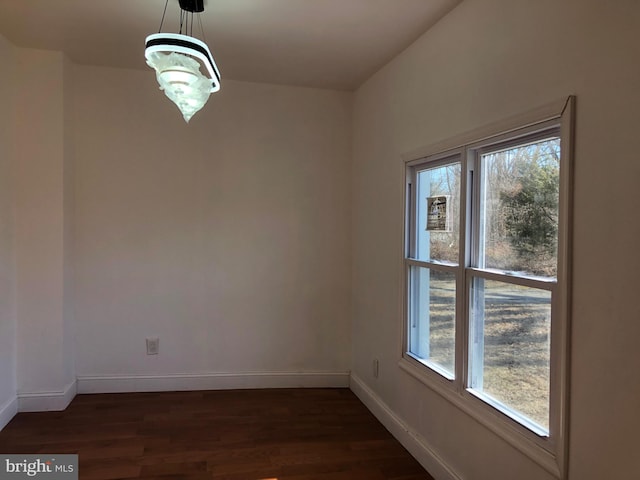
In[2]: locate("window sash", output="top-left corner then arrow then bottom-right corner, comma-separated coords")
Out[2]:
470,128 -> 561,280
466,273 -> 554,435
406,264 -> 458,379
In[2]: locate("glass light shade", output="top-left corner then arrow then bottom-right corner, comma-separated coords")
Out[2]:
145,33 -> 220,123
146,51 -> 213,122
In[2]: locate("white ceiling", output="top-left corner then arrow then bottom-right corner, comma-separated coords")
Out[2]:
0,0 -> 461,91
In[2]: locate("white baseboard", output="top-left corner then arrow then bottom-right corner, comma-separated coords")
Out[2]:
18,380 -> 77,413
77,371 -> 350,394
350,374 -> 461,480
0,395 -> 18,431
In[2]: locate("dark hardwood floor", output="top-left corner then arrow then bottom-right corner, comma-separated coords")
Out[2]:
0,388 -> 434,480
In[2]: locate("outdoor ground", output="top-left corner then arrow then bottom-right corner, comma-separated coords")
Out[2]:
428,276 -> 550,430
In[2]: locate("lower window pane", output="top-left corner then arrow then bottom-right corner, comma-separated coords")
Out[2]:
469,278 -> 551,432
409,266 -> 456,377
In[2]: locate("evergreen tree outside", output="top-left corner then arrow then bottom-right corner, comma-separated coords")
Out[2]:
499,140 -> 560,277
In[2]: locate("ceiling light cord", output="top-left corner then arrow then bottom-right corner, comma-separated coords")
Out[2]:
157,1 -> 207,39
158,0 -> 169,33
198,14 -> 207,45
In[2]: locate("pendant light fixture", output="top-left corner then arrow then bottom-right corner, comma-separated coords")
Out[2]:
145,0 -> 221,123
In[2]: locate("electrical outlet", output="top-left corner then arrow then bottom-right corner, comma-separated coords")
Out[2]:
146,337 -> 159,355
373,359 -> 379,379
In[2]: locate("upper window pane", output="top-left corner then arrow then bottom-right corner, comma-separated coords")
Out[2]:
479,137 -> 560,278
415,162 -> 460,264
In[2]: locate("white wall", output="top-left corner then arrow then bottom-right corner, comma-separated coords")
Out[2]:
0,34 -> 17,427
73,66 -> 352,386
351,1 -> 640,479
12,47 -> 76,408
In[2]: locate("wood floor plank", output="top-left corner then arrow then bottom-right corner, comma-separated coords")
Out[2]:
0,388 -> 434,479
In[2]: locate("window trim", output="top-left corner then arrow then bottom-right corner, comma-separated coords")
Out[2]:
399,97 -> 574,479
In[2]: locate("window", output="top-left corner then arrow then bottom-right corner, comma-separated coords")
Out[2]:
402,98 -> 573,476
407,159 -> 460,378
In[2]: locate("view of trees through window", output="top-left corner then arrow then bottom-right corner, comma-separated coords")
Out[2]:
481,138 -> 560,278
410,135 -> 561,432
423,138 -> 560,276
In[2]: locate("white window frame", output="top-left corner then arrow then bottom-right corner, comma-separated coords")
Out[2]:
399,97 -> 574,479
